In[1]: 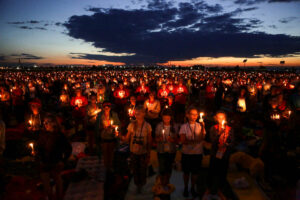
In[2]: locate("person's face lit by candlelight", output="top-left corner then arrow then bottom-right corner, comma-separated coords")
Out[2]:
103,104 -> 111,115
215,112 -> 226,128
90,95 -> 97,104
162,115 -> 171,125
135,108 -> 146,122
44,118 -> 55,132
187,109 -> 198,123
149,92 -> 155,101
130,96 -> 136,105
75,89 -> 82,97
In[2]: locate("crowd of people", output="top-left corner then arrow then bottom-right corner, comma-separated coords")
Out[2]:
0,68 -> 299,200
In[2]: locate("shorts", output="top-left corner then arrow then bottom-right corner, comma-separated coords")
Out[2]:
158,153 -> 176,175
181,154 -> 203,174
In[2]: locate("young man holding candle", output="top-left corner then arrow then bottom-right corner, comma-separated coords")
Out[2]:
122,105 -> 152,194
179,106 -> 206,198
95,101 -> 120,172
207,111 -> 234,199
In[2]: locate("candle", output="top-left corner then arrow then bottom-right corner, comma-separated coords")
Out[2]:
221,120 -> 226,130
118,90 -> 125,98
199,112 -> 204,122
115,126 -> 119,136
93,109 -> 101,115
237,98 -> 246,112
28,120 -> 33,126
270,114 -> 280,120
288,110 -> 292,117
162,129 -> 165,141
28,142 -> 35,155
178,86 -> 184,93
75,99 -> 83,107
110,120 -> 113,126
165,105 -> 169,109
128,108 -> 132,116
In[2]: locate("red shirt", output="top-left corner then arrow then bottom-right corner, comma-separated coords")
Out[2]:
113,88 -> 130,105
157,88 -> 170,99
174,85 -> 188,104
135,85 -> 150,102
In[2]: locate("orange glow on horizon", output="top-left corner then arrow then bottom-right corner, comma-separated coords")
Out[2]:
1,55 -> 300,67
160,56 -> 300,67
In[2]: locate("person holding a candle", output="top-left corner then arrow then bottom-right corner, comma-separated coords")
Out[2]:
124,95 -> 137,125
95,101 -> 120,172
36,113 -> 72,200
122,105 -> 152,194
25,99 -> 43,138
179,106 -> 206,198
144,91 -> 161,131
207,111 -> 234,199
70,88 -> 88,134
85,93 -> 101,153
155,109 -> 178,187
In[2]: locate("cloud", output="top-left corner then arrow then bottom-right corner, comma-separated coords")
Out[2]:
279,17 -> 298,23
7,20 -> 42,24
64,0 -> 300,64
233,0 -> 300,4
11,53 -> 44,60
17,26 -> 47,30
269,25 -> 277,28
0,55 -> 5,61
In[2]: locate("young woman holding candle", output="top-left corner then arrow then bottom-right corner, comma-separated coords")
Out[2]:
179,106 -> 206,198
207,111 -> 234,198
155,109 -> 178,187
36,113 -> 72,200
95,101 -> 120,172
122,105 -> 152,194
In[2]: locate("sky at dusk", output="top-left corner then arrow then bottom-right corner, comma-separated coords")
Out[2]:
0,0 -> 300,66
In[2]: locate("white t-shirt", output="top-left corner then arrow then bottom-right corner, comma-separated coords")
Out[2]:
128,121 -> 152,155
179,122 -> 205,155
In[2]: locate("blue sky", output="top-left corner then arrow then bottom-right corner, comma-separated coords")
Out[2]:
0,0 -> 300,66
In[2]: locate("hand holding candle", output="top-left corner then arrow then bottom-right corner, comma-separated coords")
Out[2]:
115,126 -> 119,137
199,112 -> 204,122
28,119 -> 33,126
221,120 -> 226,130
28,142 -> 35,155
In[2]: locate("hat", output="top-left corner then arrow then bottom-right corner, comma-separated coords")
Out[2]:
102,101 -> 112,108
29,98 -> 42,107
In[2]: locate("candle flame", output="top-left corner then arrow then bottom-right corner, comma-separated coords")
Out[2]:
271,114 -> 280,120
29,120 -> 32,125
221,120 -> 226,129
28,142 -> 34,149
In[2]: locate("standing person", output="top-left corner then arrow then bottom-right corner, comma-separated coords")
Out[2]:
207,111 -> 234,199
36,114 -> 72,200
25,99 -> 44,139
122,105 -> 152,194
155,109 -> 178,187
85,93 -> 101,153
179,106 -> 206,198
95,101 -> 120,172
144,91 -> 161,131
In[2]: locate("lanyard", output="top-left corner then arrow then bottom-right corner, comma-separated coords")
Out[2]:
135,121 -> 145,138
162,124 -> 171,141
187,123 -> 196,140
